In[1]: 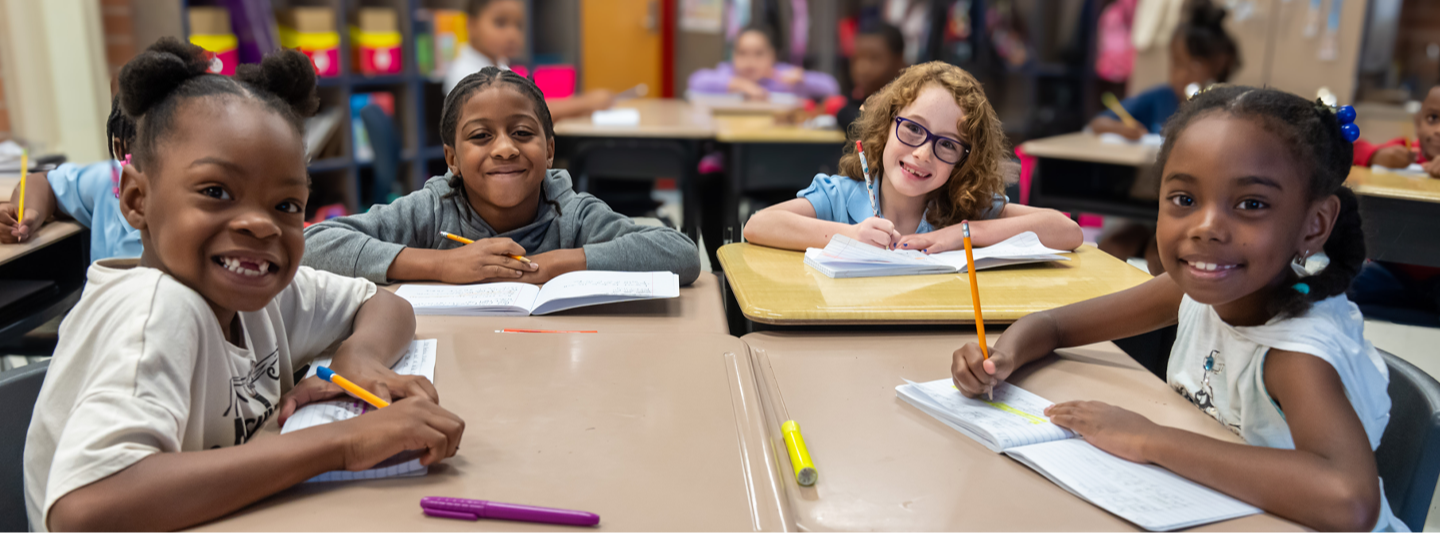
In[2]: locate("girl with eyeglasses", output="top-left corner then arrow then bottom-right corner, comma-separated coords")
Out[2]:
744,61 -> 1081,252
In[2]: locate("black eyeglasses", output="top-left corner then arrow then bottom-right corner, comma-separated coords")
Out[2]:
893,117 -> 970,165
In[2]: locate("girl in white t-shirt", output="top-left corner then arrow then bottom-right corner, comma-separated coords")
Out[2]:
23,39 -> 464,532
951,86 -> 1406,531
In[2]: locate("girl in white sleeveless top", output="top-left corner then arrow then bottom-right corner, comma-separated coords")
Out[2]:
951,86 -> 1406,531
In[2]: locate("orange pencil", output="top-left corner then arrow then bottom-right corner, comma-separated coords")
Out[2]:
440,231 -> 532,263
961,221 -> 992,401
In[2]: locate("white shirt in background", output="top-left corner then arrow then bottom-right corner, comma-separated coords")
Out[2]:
443,44 -> 509,95
24,260 -> 377,531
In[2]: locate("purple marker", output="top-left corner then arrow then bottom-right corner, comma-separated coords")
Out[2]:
420,496 -> 600,527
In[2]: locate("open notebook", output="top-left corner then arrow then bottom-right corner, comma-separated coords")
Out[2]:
1371,163 -> 1430,178
804,231 -> 1069,278
281,339 -> 438,483
394,271 -> 680,316
897,378 -> 1261,531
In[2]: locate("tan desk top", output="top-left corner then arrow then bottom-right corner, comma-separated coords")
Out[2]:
382,272 -> 729,336
0,221 -> 81,266
714,115 -> 846,144
717,243 -> 1153,325
1347,165 -> 1440,204
743,331 -> 1302,531
1020,132 -> 1158,167
196,333 -> 786,531
552,98 -> 715,139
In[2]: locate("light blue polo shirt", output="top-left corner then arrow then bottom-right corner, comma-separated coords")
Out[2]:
47,161 -> 142,262
797,173 -> 1008,232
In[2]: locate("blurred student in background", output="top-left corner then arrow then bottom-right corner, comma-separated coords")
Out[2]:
444,0 -> 613,120
688,24 -> 840,101
838,22 -> 907,132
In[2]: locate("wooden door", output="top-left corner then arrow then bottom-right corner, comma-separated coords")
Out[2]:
580,0 -> 661,92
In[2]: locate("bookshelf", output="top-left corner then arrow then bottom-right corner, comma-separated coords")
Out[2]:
179,0 -> 539,216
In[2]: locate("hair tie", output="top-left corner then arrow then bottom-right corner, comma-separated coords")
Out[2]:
1314,89 -> 1359,143
1292,282 -> 1310,295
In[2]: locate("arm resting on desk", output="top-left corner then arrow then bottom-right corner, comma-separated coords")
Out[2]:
0,171 -> 56,243
743,198 -> 861,250
894,203 -> 1084,253
1089,116 -> 1147,141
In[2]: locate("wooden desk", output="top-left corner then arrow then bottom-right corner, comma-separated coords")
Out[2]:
1346,166 -> 1440,268
1020,132 -> 1161,221
196,333 -> 787,531
0,222 -> 81,267
553,99 -> 711,241
743,331 -> 1301,531
553,98 -> 715,140
0,222 -> 87,345
387,272 -> 729,336
717,243 -> 1152,325
713,116 -> 846,144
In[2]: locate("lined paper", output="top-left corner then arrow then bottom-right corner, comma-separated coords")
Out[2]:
1005,439 -> 1261,531
897,378 -> 1072,452
281,339 -> 438,483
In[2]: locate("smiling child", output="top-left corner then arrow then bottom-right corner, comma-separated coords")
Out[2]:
304,67 -> 700,285
743,61 -> 1081,252
24,39 -> 464,532
952,86 -> 1403,531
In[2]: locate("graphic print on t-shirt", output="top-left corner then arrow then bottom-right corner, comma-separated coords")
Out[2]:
1173,350 -> 1242,436
223,347 -> 281,445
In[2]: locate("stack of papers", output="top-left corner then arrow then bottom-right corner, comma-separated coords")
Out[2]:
897,378 -> 1261,531
804,231 -> 1070,278
1371,163 -> 1430,178
395,270 -> 680,316
1099,132 -> 1164,147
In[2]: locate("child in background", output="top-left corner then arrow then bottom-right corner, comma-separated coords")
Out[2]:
743,61 -> 1081,252
1089,0 -> 1239,139
1353,85 -> 1440,176
442,0 -> 613,120
0,97 -> 141,262
304,67 -> 700,286
837,22 -> 907,132
25,39 -> 463,532
688,24 -> 840,101
953,87 -> 1404,532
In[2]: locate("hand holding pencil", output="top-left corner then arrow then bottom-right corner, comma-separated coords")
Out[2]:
433,232 -> 539,283
951,221 -> 1014,400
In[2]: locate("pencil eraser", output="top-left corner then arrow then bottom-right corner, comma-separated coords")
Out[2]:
316,366 -> 334,382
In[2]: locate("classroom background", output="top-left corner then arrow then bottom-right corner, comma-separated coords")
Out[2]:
2,0 -> 1440,531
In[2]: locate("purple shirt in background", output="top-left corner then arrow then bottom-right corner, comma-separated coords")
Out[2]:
687,62 -> 840,100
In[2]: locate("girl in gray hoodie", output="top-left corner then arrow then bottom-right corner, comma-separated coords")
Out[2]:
303,67 -> 700,285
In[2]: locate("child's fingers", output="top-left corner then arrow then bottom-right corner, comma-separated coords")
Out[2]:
481,265 -> 526,279
493,256 -> 535,272
372,380 -> 392,404
397,375 -> 439,404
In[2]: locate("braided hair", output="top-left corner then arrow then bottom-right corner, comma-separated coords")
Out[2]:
1155,85 -> 1364,318
105,95 -> 136,159
438,66 -> 560,216
117,37 -> 319,174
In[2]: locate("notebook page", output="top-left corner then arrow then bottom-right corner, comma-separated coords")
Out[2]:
281,339 -> 438,482
1005,440 -> 1261,531
530,271 -> 679,315
810,234 -> 943,266
928,231 -> 1071,271
394,283 -> 539,316
898,378 -> 1073,451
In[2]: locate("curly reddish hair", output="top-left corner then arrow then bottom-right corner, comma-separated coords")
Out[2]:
837,61 -> 1008,228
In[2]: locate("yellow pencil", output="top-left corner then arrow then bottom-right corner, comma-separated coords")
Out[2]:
1101,92 -> 1141,130
781,420 -> 818,486
316,366 -> 389,409
961,221 -> 992,401
17,150 -> 27,225
439,231 -> 532,263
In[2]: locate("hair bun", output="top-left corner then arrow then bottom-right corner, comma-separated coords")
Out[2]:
118,37 -> 211,119
1187,0 -> 1228,29
235,49 -> 320,118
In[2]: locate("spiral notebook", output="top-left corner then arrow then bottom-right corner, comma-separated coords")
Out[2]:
897,378 -> 1261,531
281,339 -> 437,483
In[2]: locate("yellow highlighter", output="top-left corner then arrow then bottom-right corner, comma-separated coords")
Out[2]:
781,420 -> 817,486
